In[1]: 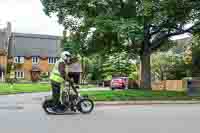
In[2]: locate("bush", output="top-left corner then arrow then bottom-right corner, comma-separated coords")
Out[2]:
40,72 -> 49,81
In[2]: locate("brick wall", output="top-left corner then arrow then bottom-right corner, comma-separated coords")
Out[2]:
15,57 -> 55,80
39,58 -> 49,72
15,58 -> 32,80
0,55 -> 7,65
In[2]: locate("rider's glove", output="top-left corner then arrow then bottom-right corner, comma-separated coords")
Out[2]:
77,93 -> 81,97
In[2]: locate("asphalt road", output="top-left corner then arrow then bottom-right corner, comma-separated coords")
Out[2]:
0,93 -> 200,133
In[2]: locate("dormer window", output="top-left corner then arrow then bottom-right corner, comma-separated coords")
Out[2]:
48,57 -> 58,64
32,56 -> 39,64
14,57 -> 24,64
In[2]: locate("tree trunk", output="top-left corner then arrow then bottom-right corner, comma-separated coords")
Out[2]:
61,29 -> 67,51
160,67 -> 164,80
81,55 -> 84,84
140,19 -> 152,89
140,52 -> 151,89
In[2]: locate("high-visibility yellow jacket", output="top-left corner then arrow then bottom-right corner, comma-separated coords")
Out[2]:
50,58 -> 68,83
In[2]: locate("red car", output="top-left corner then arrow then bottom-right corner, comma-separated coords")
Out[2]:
110,77 -> 128,90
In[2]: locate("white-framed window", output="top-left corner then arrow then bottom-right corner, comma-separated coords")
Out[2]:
14,57 -> 24,64
32,57 -> 39,64
15,71 -> 24,79
48,57 -> 58,64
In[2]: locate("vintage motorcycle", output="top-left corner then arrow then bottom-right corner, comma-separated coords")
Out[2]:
42,80 -> 94,115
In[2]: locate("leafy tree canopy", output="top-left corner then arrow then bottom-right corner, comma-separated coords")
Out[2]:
41,0 -> 200,88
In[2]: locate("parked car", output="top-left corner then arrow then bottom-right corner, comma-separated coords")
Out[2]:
110,77 -> 128,90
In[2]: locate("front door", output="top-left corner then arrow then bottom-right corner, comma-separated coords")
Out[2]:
31,71 -> 40,82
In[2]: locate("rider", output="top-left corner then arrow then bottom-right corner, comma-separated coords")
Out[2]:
49,51 -> 79,112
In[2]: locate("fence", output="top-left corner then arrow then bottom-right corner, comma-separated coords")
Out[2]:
103,79 -> 200,92
151,80 -> 187,92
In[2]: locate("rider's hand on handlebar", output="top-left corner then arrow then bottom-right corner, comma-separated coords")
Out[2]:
76,92 -> 81,97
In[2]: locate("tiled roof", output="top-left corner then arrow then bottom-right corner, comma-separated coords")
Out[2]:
10,33 -> 62,57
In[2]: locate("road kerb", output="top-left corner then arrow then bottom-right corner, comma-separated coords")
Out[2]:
95,101 -> 200,106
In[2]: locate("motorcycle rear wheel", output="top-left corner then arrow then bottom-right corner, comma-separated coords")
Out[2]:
42,99 -> 54,114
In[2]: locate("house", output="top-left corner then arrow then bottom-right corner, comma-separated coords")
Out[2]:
10,33 -> 62,81
0,22 -> 11,81
7,32 -> 83,82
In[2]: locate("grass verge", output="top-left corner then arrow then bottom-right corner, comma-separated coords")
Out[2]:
0,83 -> 51,94
81,90 -> 200,101
0,83 -> 200,101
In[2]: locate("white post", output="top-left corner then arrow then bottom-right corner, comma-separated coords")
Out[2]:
1,72 -> 4,82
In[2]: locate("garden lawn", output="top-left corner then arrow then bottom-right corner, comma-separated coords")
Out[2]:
0,83 -> 50,94
81,90 -> 200,101
1,83 -> 200,101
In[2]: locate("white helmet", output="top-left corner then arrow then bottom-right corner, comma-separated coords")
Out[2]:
60,51 -> 71,60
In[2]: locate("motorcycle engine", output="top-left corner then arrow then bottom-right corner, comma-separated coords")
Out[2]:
61,91 -> 70,106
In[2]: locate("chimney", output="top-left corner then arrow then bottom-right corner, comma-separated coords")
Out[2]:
7,22 -> 12,37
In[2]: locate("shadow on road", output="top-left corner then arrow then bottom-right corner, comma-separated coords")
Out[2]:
0,106 -> 24,110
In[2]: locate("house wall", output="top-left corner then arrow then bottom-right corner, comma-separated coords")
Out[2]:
0,55 -> 7,65
24,58 -> 32,80
14,57 -> 55,80
13,57 -> 83,82
15,58 -> 32,80
39,58 -> 49,72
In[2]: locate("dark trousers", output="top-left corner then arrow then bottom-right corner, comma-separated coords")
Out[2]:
51,81 -> 61,106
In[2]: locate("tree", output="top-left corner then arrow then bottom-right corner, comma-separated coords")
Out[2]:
191,34 -> 200,77
85,52 -> 138,82
151,51 -> 189,80
101,51 -> 137,80
41,0 -> 200,89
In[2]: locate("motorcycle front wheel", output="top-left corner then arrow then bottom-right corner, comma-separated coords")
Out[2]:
77,99 -> 94,114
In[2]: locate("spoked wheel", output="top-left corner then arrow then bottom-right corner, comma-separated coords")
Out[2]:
77,99 -> 94,114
